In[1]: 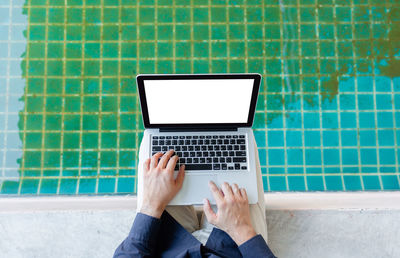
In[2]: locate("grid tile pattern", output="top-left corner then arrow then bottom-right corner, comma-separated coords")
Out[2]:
0,0 -> 400,195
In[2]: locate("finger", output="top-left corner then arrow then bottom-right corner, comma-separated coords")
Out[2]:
203,198 -> 217,225
166,155 -> 179,171
221,182 -> 234,198
232,183 -> 241,197
150,152 -> 164,168
240,188 -> 248,201
208,181 -> 224,204
175,164 -> 185,189
143,158 -> 151,172
158,150 -> 175,169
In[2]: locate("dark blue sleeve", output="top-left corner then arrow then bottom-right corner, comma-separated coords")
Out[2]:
238,235 -> 276,258
114,213 -> 161,258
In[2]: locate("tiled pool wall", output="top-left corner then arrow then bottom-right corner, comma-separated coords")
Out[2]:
0,0 -> 400,195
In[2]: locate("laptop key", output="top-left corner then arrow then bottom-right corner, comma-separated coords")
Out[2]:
203,152 -> 208,157
159,140 -> 165,145
200,158 -> 205,163
195,146 -> 200,151
219,157 -> 225,163
213,157 -> 219,163
206,158 -> 212,163
183,152 -> 189,157
235,151 -> 246,157
233,157 -> 247,163
187,158 -> 192,163
166,136 -> 172,139
226,157 -> 232,163
182,146 -> 188,151
153,136 -> 159,139
152,140 -> 158,145
216,151 -> 222,157
222,164 -> 227,170
234,145 -> 239,150
229,151 -> 235,157
160,136 -> 165,139
196,152 -> 202,157
152,146 -> 161,151
188,146 -> 194,151
213,164 -> 220,170
228,166 -> 234,170
193,158 -> 199,163
173,136 -> 179,139
184,164 -> 212,170
241,166 -> 247,170
233,135 -> 238,138
162,146 -> 168,151
178,140 -> 184,145
235,163 -> 240,169
210,152 -> 216,157
239,135 -> 245,138
237,139 -> 245,144
179,158 -> 185,163
175,146 -> 181,151
193,136 -> 199,139
179,136 -> 185,139
190,152 -> 195,157
240,145 -> 245,150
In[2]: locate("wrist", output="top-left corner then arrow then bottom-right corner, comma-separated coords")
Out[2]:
140,204 -> 164,219
229,225 -> 257,246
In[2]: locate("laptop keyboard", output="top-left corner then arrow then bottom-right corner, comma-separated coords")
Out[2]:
151,134 -> 248,171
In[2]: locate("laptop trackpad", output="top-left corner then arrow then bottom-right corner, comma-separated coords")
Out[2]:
169,173 -> 217,205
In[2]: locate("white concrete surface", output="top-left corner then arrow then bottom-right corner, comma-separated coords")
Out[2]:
1,193 -> 400,258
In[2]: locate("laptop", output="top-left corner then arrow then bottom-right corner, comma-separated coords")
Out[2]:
136,73 -> 261,205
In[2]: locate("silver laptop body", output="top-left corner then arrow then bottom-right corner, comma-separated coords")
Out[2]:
136,73 -> 261,205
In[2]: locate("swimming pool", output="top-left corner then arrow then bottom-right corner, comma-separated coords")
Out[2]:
0,0 -> 399,195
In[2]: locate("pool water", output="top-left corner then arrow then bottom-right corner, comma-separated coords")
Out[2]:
0,0 -> 400,195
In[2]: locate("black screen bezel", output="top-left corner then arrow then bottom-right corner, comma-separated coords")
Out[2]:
137,73 -> 261,129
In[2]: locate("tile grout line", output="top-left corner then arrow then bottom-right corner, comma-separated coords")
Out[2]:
296,0 -> 304,191
114,0 -> 123,194
261,0 -> 269,191
277,0 -> 287,191
95,0 -> 105,194
133,0 -> 140,194
18,0 -> 32,195
37,0 -> 50,195
76,0 -> 87,195
332,0 -> 346,191
56,0 -> 68,195
207,0 -> 211,73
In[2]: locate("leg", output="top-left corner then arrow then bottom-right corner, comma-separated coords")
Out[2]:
165,205 -> 199,233
195,135 -> 268,243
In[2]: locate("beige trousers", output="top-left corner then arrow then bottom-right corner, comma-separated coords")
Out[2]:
165,139 -> 268,244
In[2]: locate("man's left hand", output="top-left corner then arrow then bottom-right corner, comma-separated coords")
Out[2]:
140,150 -> 185,218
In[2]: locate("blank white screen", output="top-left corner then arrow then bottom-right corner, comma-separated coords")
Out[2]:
144,79 -> 254,124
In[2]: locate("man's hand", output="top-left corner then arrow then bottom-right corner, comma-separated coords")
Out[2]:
140,150 -> 185,219
203,181 -> 256,246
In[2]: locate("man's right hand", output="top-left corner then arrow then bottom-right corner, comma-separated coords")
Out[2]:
203,181 -> 257,246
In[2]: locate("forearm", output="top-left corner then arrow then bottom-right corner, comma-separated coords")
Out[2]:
114,213 -> 161,258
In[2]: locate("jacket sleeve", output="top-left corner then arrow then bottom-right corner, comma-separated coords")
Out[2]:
238,235 -> 276,258
113,213 -> 162,258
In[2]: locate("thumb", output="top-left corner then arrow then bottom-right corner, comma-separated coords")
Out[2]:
203,198 -> 217,224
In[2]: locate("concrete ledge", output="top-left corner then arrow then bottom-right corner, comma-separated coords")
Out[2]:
1,192 -> 400,212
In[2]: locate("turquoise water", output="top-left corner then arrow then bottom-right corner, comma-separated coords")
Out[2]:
0,0 -> 399,195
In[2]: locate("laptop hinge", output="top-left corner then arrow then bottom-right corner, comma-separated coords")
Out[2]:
159,127 -> 238,132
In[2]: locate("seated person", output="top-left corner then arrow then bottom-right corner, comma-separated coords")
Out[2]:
114,150 -> 275,257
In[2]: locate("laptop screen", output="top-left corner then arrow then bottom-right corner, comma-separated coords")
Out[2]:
144,79 -> 254,124
137,74 -> 261,128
